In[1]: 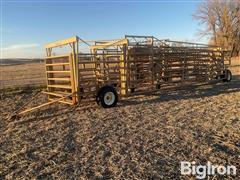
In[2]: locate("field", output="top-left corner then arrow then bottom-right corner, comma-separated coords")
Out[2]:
0,59 -> 45,89
0,76 -> 240,179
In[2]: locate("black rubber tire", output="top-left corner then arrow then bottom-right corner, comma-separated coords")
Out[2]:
222,69 -> 232,82
79,87 -> 84,100
96,86 -> 118,108
130,88 -> 135,93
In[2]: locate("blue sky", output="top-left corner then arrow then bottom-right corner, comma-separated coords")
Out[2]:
1,0 -> 206,58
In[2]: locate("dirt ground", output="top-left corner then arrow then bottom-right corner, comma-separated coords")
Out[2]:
0,78 -> 239,179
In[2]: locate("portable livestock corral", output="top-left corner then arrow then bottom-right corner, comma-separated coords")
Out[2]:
16,35 -> 232,116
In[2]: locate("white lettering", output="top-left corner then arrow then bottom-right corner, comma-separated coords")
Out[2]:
180,161 -> 237,178
180,161 -> 192,175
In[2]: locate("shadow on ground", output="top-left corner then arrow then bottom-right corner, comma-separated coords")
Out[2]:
121,76 -> 240,107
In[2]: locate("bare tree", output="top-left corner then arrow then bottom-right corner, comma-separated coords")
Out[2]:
194,0 -> 240,56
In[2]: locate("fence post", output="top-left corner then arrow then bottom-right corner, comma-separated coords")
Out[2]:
69,53 -> 77,104
120,45 -> 127,96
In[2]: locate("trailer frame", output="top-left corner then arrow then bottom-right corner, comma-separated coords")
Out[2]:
15,35 -> 232,116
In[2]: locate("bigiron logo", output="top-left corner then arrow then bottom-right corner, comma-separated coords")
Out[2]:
180,161 -> 237,179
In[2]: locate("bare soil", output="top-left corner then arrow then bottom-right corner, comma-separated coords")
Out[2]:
0,79 -> 240,179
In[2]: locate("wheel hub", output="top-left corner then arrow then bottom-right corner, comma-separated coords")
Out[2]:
104,92 -> 115,105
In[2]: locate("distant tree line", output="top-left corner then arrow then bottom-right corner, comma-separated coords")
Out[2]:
194,0 -> 240,57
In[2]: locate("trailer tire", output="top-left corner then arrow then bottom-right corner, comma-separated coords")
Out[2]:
96,86 -> 118,108
156,84 -> 161,89
130,88 -> 135,93
79,87 -> 84,100
222,69 -> 232,82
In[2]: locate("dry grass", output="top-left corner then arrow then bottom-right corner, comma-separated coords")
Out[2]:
0,62 -> 45,89
0,78 -> 239,179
